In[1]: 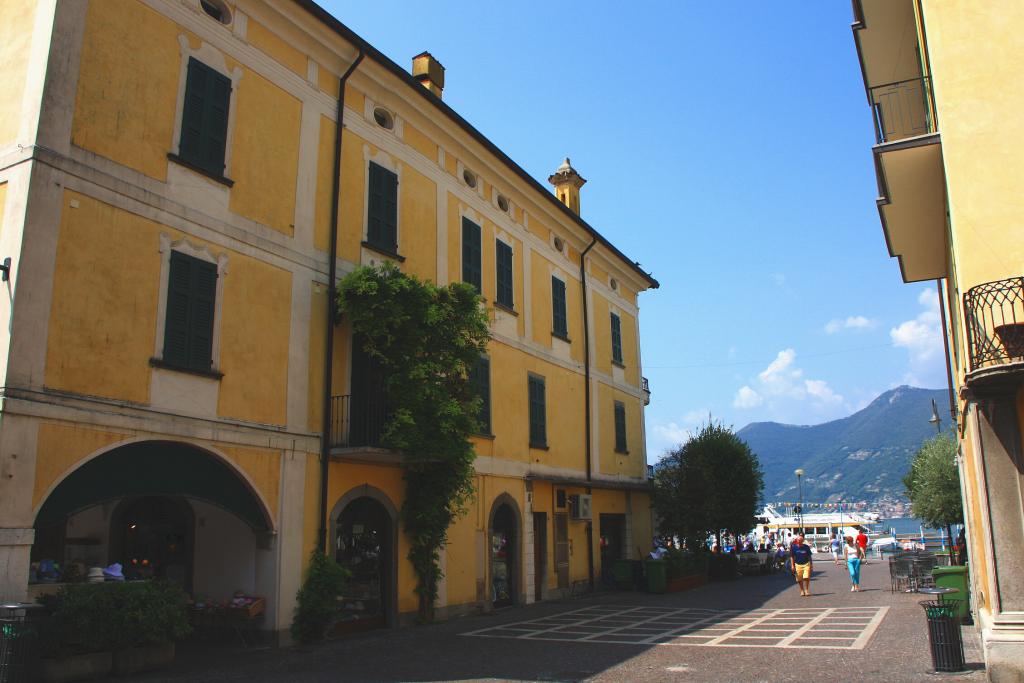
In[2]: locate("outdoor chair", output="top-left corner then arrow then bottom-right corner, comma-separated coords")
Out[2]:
890,557 -> 912,592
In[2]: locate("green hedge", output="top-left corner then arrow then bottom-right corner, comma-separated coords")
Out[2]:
39,581 -> 191,655
664,549 -> 709,579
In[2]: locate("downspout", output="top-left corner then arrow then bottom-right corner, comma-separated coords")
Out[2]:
318,50 -> 365,554
580,236 -> 597,589
936,279 -> 956,423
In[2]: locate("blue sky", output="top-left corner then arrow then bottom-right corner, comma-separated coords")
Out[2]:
319,1 -> 946,462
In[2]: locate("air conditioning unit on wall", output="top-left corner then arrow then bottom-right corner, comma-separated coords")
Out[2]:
569,494 -> 592,520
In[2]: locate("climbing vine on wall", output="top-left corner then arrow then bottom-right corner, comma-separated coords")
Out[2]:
337,262 -> 490,622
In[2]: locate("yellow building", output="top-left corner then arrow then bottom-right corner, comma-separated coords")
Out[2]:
0,0 -> 657,637
852,2 -> 1024,678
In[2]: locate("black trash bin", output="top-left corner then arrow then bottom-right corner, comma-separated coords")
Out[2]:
919,600 -> 965,673
0,604 -> 45,683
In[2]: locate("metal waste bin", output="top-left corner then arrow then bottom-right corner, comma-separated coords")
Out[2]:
932,566 -> 970,622
919,600 -> 965,673
0,604 -> 45,683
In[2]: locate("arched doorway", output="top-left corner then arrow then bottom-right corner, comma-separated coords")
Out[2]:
110,496 -> 194,589
489,499 -> 519,608
30,440 -> 275,618
333,495 -> 395,631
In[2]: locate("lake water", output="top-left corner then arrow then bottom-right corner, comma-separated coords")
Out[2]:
878,517 -> 961,538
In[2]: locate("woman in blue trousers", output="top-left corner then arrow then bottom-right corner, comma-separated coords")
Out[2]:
844,536 -> 862,591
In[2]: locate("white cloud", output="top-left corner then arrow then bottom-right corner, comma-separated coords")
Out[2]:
891,289 -> 943,368
652,421 -> 691,445
734,348 -> 845,414
825,315 -> 875,334
733,385 -> 764,408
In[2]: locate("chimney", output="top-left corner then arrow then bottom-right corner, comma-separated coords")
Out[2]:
547,157 -> 586,215
412,52 -> 445,99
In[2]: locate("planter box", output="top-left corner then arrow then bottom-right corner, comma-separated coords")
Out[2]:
40,651 -> 112,683
667,574 -> 706,593
112,641 -> 175,676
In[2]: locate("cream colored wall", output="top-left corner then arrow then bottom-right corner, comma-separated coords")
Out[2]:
0,0 -> 35,148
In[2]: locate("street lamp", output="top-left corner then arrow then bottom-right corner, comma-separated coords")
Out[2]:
929,399 -> 942,434
795,469 -> 805,535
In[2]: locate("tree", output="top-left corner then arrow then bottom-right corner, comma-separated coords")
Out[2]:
652,421 -> 764,551
337,263 -> 490,622
903,432 -> 963,552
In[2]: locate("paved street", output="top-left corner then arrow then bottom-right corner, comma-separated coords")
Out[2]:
133,558 -> 985,682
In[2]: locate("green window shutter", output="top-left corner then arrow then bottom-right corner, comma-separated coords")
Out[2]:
528,375 -> 547,447
611,313 -> 623,364
462,218 -> 482,293
179,58 -> 230,175
495,240 -> 513,307
367,162 -> 398,251
470,356 -> 491,434
551,277 -> 568,338
163,251 -> 217,372
614,401 -> 628,453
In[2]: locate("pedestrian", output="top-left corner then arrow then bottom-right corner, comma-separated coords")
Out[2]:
829,533 -> 842,566
856,528 -> 869,562
844,536 -> 862,591
790,532 -> 814,597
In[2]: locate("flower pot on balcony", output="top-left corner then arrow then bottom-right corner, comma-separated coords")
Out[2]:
995,323 -> 1024,359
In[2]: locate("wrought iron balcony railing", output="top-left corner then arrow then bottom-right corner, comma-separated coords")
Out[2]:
963,276 -> 1024,373
869,76 -> 937,144
642,376 -> 651,406
329,393 -> 388,449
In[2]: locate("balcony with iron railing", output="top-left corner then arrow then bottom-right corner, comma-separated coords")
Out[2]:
642,376 -> 650,406
963,276 -> 1024,382
329,393 -> 389,449
869,76 -> 937,144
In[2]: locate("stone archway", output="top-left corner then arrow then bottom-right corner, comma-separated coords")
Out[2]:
487,493 -> 522,608
329,485 -> 399,630
30,440 -> 277,623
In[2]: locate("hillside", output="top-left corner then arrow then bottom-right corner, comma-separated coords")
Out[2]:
737,386 -> 948,506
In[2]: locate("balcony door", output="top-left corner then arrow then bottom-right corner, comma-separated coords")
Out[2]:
350,336 -> 387,447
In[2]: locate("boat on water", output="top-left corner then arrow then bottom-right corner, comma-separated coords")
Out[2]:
753,504 -> 881,549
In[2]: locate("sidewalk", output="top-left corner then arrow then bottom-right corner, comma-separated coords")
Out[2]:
128,558 -> 986,682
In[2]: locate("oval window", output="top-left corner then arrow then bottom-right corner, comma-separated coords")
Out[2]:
497,195 -> 510,212
463,169 -> 478,188
200,0 -> 231,24
610,278 -> 618,291
373,107 -> 394,130
553,237 -> 565,253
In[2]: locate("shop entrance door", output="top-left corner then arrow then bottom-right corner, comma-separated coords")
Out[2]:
490,504 -> 517,607
335,497 -> 390,631
533,512 -> 546,601
599,513 -> 626,585
113,496 -> 194,589
554,512 -> 569,591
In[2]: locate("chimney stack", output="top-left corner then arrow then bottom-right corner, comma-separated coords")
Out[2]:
547,157 -> 586,215
412,52 -> 445,99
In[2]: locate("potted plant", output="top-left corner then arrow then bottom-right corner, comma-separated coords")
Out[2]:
664,549 -> 708,592
995,322 -> 1024,359
38,581 -> 191,681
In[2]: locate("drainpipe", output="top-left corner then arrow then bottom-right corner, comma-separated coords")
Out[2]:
579,236 -> 597,589
935,279 -> 956,424
318,50 -> 365,554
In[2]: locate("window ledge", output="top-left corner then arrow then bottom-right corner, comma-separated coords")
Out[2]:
494,302 -> 517,316
150,357 -> 224,380
473,432 -> 496,440
529,442 -> 549,451
167,153 -> 234,187
551,332 -> 572,343
361,241 -> 406,262
615,449 -> 630,455
612,359 -> 626,369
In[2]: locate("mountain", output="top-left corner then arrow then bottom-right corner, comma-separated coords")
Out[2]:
737,386 -> 949,507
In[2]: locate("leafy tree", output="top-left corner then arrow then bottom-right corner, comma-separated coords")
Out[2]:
903,432 -> 963,548
338,263 -> 490,622
652,421 -> 764,551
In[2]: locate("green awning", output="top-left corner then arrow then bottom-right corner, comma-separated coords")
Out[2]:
35,441 -> 272,531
